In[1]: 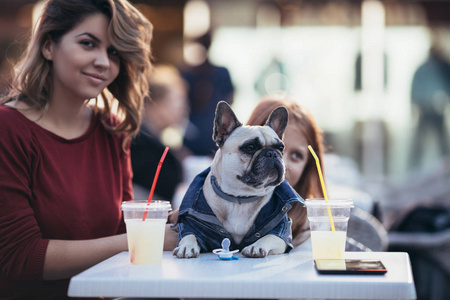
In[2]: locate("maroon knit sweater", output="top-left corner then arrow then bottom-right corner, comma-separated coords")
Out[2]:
0,105 -> 133,299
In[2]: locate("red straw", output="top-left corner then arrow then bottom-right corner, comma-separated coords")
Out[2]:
142,146 -> 169,221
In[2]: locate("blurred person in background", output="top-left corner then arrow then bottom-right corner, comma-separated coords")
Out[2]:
181,31 -> 235,157
0,1 -> 176,298
131,64 -> 190,203
409,26 -> 450,170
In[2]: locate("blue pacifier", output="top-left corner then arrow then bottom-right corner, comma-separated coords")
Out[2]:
212,238 -> 239,260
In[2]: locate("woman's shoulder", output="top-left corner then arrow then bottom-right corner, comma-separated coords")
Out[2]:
0,105 -> 37,151
0,104 -> 18,117
0,105 -> 33,131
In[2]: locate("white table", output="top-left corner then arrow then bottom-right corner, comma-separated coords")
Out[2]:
68,251 -> 416,299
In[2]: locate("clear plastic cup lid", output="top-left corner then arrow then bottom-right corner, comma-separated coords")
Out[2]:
121,200 -> 172,211
304,198 -> 354,208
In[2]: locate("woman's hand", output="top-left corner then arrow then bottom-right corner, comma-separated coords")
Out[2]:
164,223 -> 178,251
168,208 -> 179,224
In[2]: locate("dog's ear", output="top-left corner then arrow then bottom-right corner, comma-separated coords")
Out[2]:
213,101 -> 242,147
265,106 -> 288,139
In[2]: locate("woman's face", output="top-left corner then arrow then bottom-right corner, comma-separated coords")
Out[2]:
159,85 -> 188,128
283,124 -> 309,186
43,13 -> 120,102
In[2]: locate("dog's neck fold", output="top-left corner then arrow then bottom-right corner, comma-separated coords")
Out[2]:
210,175 -> 262,204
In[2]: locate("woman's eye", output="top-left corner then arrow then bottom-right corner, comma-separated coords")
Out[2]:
108,47 -> 119,57
292,152 -> 303,160
80,40 -> 95,48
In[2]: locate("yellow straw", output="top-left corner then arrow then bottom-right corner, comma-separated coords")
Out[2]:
308,145 -> 336,233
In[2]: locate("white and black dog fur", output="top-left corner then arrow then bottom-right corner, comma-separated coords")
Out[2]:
173,101 -> 299,258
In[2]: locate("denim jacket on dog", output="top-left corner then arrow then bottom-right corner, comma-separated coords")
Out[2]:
175,167 -> 304,253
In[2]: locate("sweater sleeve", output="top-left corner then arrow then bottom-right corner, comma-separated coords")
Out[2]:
0,115 -> 49,280
122,142 -> 133,203
117,142 -> 133,234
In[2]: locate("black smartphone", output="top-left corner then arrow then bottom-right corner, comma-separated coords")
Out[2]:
315,259 -> 387,275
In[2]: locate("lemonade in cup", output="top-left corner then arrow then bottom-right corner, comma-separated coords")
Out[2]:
305,198 -> 353,260
121,200 -> 171,265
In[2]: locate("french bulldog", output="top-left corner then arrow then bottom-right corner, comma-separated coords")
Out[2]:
173,101 -> 302,258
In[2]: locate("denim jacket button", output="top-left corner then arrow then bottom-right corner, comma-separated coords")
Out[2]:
282,206 -> 288,212
220,228 -> 226,233
255,232 -> 261,238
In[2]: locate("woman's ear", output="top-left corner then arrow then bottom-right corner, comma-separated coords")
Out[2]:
42,35 -> 54,61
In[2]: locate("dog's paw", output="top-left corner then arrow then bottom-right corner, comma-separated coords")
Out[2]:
241,245 -> 269,258
241,235 -> 287,258
172,234 -> 201,258
173,245 -> 200,258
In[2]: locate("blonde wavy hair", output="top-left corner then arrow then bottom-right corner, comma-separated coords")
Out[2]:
1,0 -> 153,145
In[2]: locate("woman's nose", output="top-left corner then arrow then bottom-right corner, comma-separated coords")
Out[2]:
94,50 -> 110,68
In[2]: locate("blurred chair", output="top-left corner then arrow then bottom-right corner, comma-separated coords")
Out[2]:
346,207 -> 389,252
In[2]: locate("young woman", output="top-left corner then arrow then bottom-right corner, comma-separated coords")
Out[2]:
0,0 -> 175,298
246,95 -> 326,247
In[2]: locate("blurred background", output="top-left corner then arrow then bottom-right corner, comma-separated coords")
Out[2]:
1,0 -> 449,299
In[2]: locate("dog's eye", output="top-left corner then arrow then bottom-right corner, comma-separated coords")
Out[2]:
244,144 -> 256,152
240,138 -> 262,154
275,143 -> 285,152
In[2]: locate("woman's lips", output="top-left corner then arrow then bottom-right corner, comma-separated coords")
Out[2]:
84,72 -> 106,85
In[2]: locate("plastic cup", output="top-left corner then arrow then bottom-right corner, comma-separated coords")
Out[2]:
305,198 -> 353,260
121,200 -> 171,265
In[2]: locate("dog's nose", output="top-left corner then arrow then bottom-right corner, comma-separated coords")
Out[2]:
261,148 -> 278,158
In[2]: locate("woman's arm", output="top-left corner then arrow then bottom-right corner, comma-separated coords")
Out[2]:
44,224 -> 178,280
43,234 -> 127,280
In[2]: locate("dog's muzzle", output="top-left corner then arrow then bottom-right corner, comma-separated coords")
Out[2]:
237,148 -> 285,188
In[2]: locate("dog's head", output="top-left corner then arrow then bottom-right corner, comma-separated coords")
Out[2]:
211,101 -> 288,197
